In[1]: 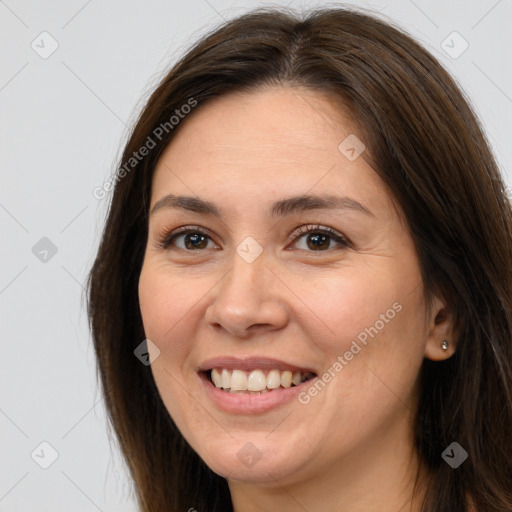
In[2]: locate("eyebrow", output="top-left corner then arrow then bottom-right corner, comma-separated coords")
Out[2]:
150,193 -> 374,218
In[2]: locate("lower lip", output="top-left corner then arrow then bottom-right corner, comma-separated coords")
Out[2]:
199,372 -> 317,414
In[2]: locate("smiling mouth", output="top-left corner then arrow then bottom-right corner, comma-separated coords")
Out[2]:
203,368 -> 317,394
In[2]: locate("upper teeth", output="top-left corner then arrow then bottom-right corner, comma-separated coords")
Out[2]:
210,368 -> 313,391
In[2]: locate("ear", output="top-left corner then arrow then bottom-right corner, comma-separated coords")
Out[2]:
424,294 -> 459,361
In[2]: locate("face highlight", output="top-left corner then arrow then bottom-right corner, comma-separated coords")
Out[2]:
138,86 -> 431,492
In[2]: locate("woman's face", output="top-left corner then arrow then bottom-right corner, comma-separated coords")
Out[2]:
138,86 -> 437,487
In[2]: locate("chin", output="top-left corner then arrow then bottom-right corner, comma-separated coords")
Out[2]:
194,436 -> 310,485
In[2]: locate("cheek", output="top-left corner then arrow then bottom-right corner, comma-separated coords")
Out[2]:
138,263 -> 200,358
295,272 -> 426,447
138,264 -> 203,425
303,262 -> 426,393
302,268 -> 403,350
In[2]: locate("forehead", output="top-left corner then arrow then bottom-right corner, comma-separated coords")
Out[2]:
150,86 -> 398,221
159,85 -> 358,158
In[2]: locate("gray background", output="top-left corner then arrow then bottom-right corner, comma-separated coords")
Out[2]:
1,0 -> 511,510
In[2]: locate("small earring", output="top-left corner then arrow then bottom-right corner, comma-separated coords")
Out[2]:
441,339 -> 449,351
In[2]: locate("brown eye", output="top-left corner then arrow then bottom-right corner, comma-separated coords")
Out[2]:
155,224 -> 350,253
156,226 -> 217,251
289,224 -> 351,251
179,232 -> 210,250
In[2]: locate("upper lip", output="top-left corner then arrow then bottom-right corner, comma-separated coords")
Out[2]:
197,356 -> 317,374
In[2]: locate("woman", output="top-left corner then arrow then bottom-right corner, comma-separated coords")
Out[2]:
86,5 -> 512,512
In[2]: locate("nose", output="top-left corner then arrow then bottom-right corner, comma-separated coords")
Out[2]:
204,250 -> 289,338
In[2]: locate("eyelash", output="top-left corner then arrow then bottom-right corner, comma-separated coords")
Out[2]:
153,224 -> 351,252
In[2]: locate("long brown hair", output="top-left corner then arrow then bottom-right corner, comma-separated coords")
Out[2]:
86,6 -> 512,511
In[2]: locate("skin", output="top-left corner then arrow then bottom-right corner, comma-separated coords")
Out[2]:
138,85 -> 458,512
